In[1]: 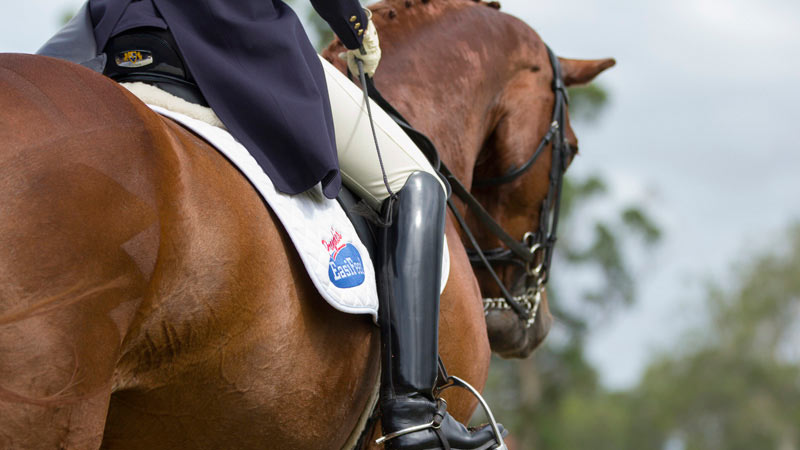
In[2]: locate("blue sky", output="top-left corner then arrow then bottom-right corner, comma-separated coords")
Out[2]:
3,0 -> 799,389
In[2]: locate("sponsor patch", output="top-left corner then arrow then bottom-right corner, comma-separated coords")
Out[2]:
115,50 -> 154,68
323,228 -> 365,288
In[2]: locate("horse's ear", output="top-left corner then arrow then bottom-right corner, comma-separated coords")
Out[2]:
558,57 -> 616,86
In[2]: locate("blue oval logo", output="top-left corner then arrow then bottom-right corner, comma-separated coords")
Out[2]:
328,243 -> 366,288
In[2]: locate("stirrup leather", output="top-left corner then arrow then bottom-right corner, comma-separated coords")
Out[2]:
375,377 -> 508,450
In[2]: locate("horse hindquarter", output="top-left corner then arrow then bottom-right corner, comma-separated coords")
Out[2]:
0,54 -> 164,448
100,115 -> 381,449
1,54 -> 381,449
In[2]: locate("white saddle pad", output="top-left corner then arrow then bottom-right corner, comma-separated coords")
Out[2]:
150,105 -> 449,322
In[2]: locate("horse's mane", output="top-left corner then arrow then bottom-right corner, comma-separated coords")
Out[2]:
375,0 -> 501,19
346,0 -> 544,79
328,0 -> 542,69
371,0 -> 503,25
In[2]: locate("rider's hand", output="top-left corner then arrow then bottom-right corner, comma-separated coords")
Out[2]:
340,9 -> 380,77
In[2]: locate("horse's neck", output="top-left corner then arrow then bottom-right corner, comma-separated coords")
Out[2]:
374,1 -> 525,186
376,58 -> 501,187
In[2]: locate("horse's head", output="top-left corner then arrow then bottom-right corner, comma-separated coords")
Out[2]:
323,0 -> 614,358
469,49 -> 615,358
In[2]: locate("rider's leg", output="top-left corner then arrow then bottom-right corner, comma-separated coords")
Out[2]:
319,56 -> 445,208
320,56 -> 501,449
376,173 -> 501,449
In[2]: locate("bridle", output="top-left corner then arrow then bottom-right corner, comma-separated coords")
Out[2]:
361,45 -> 572,329
441,45 -> 572,328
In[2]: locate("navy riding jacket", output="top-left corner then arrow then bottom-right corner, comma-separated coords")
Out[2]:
89,0 -> 367,198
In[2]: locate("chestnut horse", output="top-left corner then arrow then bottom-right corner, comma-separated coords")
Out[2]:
0,0 -> 613,448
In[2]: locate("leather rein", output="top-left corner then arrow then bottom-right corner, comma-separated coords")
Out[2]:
361,45 -> 571,328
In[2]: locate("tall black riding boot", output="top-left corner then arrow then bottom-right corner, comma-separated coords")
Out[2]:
376,172 -> 501,450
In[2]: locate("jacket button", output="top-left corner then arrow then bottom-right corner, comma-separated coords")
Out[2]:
358,29 -> 364,36
355,22 -> 361,29
350,15 -> 357,22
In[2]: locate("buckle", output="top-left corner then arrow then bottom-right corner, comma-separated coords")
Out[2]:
432,398 -> 447,429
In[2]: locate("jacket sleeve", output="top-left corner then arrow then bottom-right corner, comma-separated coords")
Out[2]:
309,0 -> 368,50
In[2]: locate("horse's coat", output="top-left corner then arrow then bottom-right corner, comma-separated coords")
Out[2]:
0,1 -> 613,448
149,104 -> 382,318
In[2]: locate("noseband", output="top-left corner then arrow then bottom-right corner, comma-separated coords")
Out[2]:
442,46 -> 572,328
360,45 -> 571,328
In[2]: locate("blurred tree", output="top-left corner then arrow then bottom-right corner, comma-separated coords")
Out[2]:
566,84 -> 610,124
471,55 -> 657,446
488,225 -> 800,449
478,169 -> 660,448
558,174 -> 660,315
60,9 -> 75,25
284,0 -> 345,51
625,225 -> 800,450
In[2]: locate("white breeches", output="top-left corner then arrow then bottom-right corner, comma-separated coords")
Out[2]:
319,56 -> 446,211
123,55 -> 442,211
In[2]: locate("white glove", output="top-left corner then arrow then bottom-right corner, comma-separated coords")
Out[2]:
340,10 -> 381,77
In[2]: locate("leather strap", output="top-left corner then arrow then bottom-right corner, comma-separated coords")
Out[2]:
441,165 -> 536,264
446,196 -> 530,320
433,428 -> 451,450
471,121 -> 557,187
432,401 -> 451,450
362,74 -> 533,323
358,45 -> 570,325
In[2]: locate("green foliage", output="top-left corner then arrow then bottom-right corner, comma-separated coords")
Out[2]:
566,84 -> 610,124
629,225 -> 800,449
475,68 -> 663,447
622,206 -> 661,244
478,166 -> 662,447
60,9 -> 75,26
559,175 -> 659,313
635,348 -> 800,450
484,225 -> 800,449
559,175 -> 607,219
285,0 -> 358,50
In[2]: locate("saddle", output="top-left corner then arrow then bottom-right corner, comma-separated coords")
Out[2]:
102,27 -> 208,107
38,7 -> 377,261
38,15 -> 412,319
96,28 -> 380,261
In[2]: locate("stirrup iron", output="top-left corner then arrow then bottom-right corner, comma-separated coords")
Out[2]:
375,377 -> 507,450
435,376 -> 508,450
374,420 -> 437,445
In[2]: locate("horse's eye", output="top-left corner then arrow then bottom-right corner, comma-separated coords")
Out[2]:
566,142 -> 579,160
